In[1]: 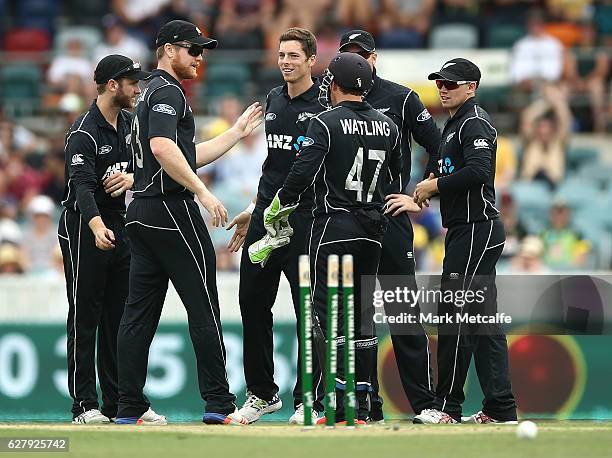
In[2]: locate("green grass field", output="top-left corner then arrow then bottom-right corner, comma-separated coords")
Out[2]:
1,421 -> 610,457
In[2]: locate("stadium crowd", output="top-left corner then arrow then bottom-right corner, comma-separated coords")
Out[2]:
0,0 -> 611,275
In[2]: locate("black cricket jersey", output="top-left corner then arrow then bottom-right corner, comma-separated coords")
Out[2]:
365,70 -> 440,192
278,100 -> 402,216
256,79 -> 324,210
131,69 -> 195,199
435,98 -> 499,228
61,101 -> 133,222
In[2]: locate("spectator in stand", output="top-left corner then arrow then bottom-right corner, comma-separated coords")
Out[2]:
22,195 -> 59,275
509,235 -> 548,273
40,146 -> 66,204
111,0 -> 172,43
495,135 -> 518,191
93,15 -> 151,69
540,200 -> 591,270
335,0 -> 374,30
0,199 -> 23,246
483,0 -> 539,26
215,0 -> 267,49
47,38 -> 94,97
2,151 -> 44,207
499,193 -> 527,262
520,85 -> 571,189
434,0 -> 480,26
594,0 -> 612,46
563,20 -> 609,132
376,0 -> 436,48
509,10 -> 564,91
0,243 -> 26,275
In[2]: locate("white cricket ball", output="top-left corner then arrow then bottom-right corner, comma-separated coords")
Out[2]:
516,421 -> 538,440
392,423 -> 400,431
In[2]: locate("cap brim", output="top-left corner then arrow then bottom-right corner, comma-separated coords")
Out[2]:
189,36 -> 218,49
427,70 -> 463,81
339,41 -> 374,53
123,70 -> 152,81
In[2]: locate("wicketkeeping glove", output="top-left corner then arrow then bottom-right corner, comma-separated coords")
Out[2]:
263,192 -> 298,237
248,231 -> 291,266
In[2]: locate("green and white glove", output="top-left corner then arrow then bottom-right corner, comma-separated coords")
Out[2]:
263,192 -> 298,237
248,232 -> 291,266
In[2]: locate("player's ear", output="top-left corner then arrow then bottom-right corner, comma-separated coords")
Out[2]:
308,54 -> 316,68
370,52 -> 377,67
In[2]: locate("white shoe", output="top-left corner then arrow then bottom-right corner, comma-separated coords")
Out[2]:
413,409 -> 457,424
115,407 -> 167,425
462,411 -> 518,424
288,403 -> 319,425
237,391 -> 282,424
72,409 -> 110,424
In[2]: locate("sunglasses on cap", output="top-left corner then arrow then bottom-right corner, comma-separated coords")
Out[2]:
173,41 -> 206,57
108,62 -> 142,81
435,80 -> 475,90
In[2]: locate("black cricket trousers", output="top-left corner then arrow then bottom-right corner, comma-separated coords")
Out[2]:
370,211 -> 435,416
58,209 -> 129,419
433,218 -> 517,422
116,197 -> 236,418
240,205 -> 323,410
309,211 -> 385,421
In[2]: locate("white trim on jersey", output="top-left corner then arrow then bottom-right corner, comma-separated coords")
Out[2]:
457,106 -> 498,145
133,168 -> 162,194
125,220 -> 179,231
319,237 -> 382,248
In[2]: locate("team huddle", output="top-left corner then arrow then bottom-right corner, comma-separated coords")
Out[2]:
59,19 -> 517,426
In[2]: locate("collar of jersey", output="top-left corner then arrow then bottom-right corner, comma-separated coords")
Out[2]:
450,96 -> 478,121
282,77 -> 319,102
151,69 -> 185,92
89,100 -> 128,130
337,100 -> 371,110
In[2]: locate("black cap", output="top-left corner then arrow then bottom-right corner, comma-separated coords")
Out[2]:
338,29 -> 376,53
94,54 -> 151,84
156,20 -> 218,49
328,52 -> 373,93
428,58 -> 481,83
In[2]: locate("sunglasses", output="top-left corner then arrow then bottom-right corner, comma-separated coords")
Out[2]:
435,80 -> 474,90
173,42 -> 205,57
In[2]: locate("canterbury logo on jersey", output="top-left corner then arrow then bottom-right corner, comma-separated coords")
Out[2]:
267,134 -> 294,150
473,138 -> 489,149
71,154 -> 84,165
152,103 -> 176,115
102,161 -> 129,180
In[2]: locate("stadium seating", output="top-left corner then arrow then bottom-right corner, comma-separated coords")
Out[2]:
203,63 -> 251,99
510,180 -> 552,233
3,28 -> 51,54
484,24 -> 525,48
577,162 -> 612,191
429,23 -> 479,49
566,146 -> 600,173
15,0 -> 59,33
0,63 -> 42,116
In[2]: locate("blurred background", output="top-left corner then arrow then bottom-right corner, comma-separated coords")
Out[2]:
0,0 -> 611,422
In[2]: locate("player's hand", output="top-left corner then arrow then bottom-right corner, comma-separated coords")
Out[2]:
197,189 -> 228,227
94,227 -> 115,250
233,102 -> 263,139
385,194 -> 423,216
226,211 -> 251,252
414,173 -> 437,207
103,172 -> 134,197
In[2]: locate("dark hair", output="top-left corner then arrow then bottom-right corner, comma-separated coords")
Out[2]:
279,28 -> 317,58
337,84 -> 363,97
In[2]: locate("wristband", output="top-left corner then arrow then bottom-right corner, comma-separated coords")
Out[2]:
245,202 -> 255,215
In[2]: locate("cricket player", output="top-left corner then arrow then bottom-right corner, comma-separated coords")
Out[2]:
337,29 -> 440,421
227,28 -> 326,424
58,54 -> 150,424
265,52 -> 402,423
115,20 -> 262,425
410,58 -> 517,424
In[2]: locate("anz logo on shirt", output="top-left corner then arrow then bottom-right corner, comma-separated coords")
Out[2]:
266,133 -> 295,151
102,162 -> 129,180
438,156 -> 455,175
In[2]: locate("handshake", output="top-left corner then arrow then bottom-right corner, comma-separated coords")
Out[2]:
248,192 -> 298,266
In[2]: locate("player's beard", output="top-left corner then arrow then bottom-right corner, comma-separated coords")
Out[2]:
172,59 -> 197,80
114,86 -> 135,109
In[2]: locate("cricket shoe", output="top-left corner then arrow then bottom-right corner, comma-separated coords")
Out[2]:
203,409 -> 248,426
72,409 -> 110,424
315,417 -> 367,426
115,407 -> 167,425
237,392 -> 283,424
413,409 -> 457,424
461,411 -> 518,424
288,403 -> 319,424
